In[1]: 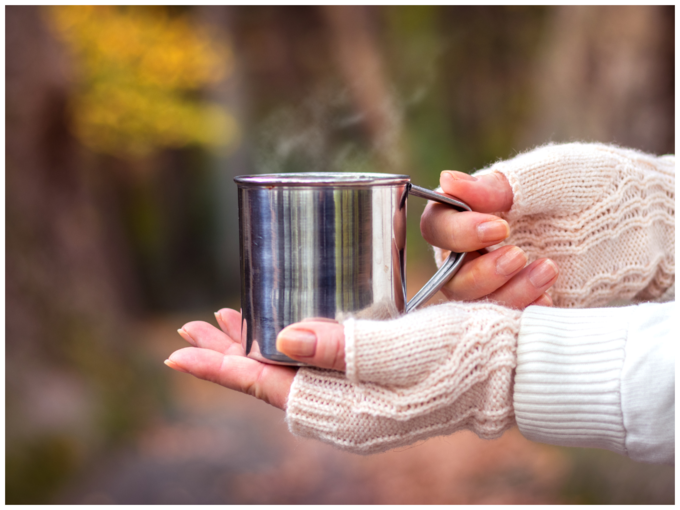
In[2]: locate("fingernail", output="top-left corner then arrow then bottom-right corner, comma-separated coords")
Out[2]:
441,170 -> 477,181
533,293 -> 554,307
214,311 -> 223,325
496,247 -> 527,276
164,359 -> 189,373
177,328 -> 196,346
276,328 -> 317,357
529,259 -> 559,288
477,220 -> 509,243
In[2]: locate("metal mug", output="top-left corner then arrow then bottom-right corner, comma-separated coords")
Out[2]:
235,173 -> 471,366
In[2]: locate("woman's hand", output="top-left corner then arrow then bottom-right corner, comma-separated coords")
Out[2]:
420,170 -> 558,308
165,308 -> 345,409
437,143 -> 674,308
165,310 -> 348,411
166,308 -> 296,410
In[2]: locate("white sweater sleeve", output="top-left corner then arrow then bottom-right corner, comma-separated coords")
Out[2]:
513,301 -> 676,465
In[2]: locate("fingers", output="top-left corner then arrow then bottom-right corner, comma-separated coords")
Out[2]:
178,319 -> 244,356
440,245 -> 528,301
421,205 -> 510,253
530,293 -> 553,307
420,170 -> 515,253
485,258 -> 559,309
214,308 -> 242,340
276,320 -> 346,371
165,347 -> 296,410
439,170 -> 514,213
171,308 -> 296,411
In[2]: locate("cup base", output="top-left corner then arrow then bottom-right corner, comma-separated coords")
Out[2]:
246,351 -> 309,367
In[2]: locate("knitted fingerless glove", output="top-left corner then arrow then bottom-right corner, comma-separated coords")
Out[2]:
434,143 -> 675,307
286,302 -> 521,455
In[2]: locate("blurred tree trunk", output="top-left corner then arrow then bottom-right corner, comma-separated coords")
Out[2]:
321,6 -> 407,173
6,5 -> 134,366
6,6 -> 143,503
195,6 -> 249,299
6,5 -> 135,361
522,5 -> 674,154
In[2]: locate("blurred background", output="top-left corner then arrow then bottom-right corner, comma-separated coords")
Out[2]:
5,5 -> 675,504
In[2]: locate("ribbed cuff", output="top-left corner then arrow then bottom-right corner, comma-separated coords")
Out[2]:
286,367 -> 359,445
514,306 -> 630,456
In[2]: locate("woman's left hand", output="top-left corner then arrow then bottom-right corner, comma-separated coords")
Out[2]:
166,308 -> 297,410
165,308 -> 358,411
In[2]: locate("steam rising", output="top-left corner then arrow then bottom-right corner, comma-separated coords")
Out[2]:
254,83 -> 419,176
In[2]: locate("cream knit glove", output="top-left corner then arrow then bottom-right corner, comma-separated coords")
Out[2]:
286,302 -> 521,454
434,143 -> 675,307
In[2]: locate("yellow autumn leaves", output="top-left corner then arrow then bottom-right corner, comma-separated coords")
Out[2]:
49,6 -> 239,157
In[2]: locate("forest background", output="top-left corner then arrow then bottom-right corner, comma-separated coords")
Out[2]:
5,5 -> 675,504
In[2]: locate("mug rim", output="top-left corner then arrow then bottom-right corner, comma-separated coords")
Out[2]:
234,172 -> 411,187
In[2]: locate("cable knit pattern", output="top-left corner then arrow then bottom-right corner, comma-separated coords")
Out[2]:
286,302 -> 521,454
433,143 -> 675,308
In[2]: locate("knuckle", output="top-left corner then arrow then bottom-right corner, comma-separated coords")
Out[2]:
457,264 -> 484,300
445,261 -> 483,301
489,172 -> 513,208
467,263 -> 484,290
489,171 -> 506,186
318,327 -> 345,370
330,336 -> 345,370
211,354 -> 231,386
420,206 -> 435,242
421,204 -> 456,246
244,363 -> 267,401
440,285 -> 456,301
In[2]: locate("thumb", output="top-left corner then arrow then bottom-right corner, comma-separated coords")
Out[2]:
276,318 -> 346,371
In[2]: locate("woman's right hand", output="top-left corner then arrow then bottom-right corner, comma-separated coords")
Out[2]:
423,143 -> 675,308
421,169 -> 558,308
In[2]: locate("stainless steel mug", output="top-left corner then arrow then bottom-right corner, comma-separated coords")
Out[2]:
235,173 -> 471,366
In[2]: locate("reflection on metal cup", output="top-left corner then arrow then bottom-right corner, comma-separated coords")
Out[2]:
235,173 -> 470,366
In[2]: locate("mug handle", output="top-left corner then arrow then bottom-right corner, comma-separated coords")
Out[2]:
405,183 -> 472,313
